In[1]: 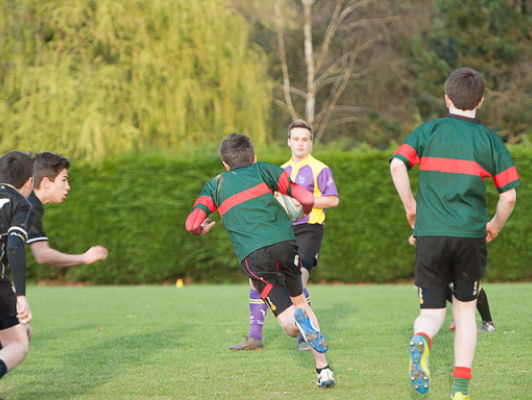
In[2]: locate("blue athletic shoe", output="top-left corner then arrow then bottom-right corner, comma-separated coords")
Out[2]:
409,335 -> 430,394
294,308 -> 328,353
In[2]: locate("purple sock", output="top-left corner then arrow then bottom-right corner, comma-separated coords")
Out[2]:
297,288 -> 311,341
248,288 -> 267,341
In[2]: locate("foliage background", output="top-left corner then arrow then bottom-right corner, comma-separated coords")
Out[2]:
26,146 -> 531,284
0,0 -> 529,282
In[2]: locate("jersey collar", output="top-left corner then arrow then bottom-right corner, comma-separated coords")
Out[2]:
230,162 -> 253,171
447,114 -> 481,124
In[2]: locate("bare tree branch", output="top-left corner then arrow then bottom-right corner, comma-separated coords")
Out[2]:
314,36 -> 379,142
330,117 -> 365,125
340,15 -> 402,30
315,0 -> 343,72
331,105 -> 367,113
273,83 -> 308,100
273,99 -> 301,118
274,0 -> 298,121
317,69 -> 370,91
302,0 -> 316,124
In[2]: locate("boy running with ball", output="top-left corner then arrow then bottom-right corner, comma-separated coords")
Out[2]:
186,133 -> 335,388
390,68 -> 519,399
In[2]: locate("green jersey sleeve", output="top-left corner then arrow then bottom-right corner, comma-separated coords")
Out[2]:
257,162 -> 292,196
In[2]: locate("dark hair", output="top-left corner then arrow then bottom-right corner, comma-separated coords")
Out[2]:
444,68 -> 486,111
288,119 -> 313,140
0,151 -> 34,189
219,133 -> 255,167
33,152 -> 71,189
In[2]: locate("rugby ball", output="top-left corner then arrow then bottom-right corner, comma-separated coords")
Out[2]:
273,192 -> 304,222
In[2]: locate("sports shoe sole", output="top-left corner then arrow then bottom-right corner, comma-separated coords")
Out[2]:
409,335 -> 430,394
294,309 -> 328,353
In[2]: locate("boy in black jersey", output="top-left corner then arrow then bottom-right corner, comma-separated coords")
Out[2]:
27,152 -> 108,266
0,151 -> 35,381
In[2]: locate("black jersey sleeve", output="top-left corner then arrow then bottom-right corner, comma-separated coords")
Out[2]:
7,198 -> 34,296
27,191 -> 47,244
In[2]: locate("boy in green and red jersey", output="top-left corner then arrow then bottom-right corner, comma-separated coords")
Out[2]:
186,133 -> 335,388
390,68 -> 519,400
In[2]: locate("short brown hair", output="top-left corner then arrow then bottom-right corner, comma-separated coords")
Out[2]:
33,152 -> 71,189
288,119 -> 313,140
0,151 -> 34,189
219,133 -> 255,167
444,68 -> 486,111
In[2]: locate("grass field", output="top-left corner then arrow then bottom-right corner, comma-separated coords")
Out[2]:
1,283 -> 531,399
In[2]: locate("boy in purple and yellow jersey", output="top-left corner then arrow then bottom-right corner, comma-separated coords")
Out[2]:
186,133 -> 335,388
391,68 -> 519,400
230,120 -> 338,352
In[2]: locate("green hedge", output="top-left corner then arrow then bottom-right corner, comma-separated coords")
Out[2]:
26,146 -> 531,284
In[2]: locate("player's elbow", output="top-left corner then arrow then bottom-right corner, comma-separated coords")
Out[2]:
330,196 -> 339,208
390,158 -> 406,174
500,188 -> 516,206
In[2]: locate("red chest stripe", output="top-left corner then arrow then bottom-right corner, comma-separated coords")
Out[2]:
194,196 -> 217,213
218,183 -> 273,217
394,144 -> 419,167
493,166 -> 519,189
420,157 -> 491,179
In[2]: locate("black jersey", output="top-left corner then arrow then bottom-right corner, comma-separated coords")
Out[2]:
0,183 -> 33,295
27,191 -> 47,244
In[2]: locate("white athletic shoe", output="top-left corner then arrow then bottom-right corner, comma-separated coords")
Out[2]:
317,367 -> 335,388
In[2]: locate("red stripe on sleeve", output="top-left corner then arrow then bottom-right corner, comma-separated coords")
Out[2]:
420,157 -> 492,179
218,183 -> 273,217
193,196 -> 216,213
493,166 -> 519,189
394,144 -> 420,167
277,170 -> 290,195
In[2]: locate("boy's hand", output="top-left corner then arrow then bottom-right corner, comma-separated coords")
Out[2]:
198,219 -> 216,235
17,296 -> 33,324
408,234 -> 416,246
83,246 -> 108,265
485,221 -> 500,242
406,209 -> 416,229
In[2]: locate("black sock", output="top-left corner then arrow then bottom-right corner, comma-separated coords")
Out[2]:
477,287 -> 493,322
0,359 -> 7,379
316,364 -> 330,374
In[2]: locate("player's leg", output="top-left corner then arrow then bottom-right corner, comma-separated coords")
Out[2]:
410,236 -> 451,394
297,252 -> 315,351
476,287 -> 495,332
0,324 -> 29,379
229,279 -> 266,351
410,287 -> 446,394
447,285 -> 457,330
449,238 -> 486,399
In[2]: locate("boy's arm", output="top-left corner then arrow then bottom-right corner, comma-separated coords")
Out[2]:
390,158 -> 416,228
486,189 -> 516,242
313,196 -> 339,209
287,182 -> 314,215
314,167 -> 339,209
186,208 -> 216,236
30,241 -> 108,268
7,232 -> 33,324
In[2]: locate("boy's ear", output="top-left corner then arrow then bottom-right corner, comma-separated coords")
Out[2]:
444,94 -> 453,108
41,176 -> 50,188
222,161 -> 231,171
252,155 -> 257,164
476,97 -> 484,109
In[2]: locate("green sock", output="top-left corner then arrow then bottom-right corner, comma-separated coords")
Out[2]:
451,377 -> 469,396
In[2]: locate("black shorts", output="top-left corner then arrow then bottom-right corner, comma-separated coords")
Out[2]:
0,274 -> 19,330
241,241 -> 302,317
293,223 -> 324,267
415,236 -> 486,306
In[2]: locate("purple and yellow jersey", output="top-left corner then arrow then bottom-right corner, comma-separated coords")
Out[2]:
391,114 -> 521,238
282,155 -> 338,226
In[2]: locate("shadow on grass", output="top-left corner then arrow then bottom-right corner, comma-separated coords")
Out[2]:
10,323 -> 192,400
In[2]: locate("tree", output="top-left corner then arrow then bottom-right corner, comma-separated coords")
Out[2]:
411,0 -> 532,142
0,0 -> 271,161
271,0 -> 412,143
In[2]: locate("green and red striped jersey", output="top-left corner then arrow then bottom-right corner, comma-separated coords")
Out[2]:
192,162 -> 295,262
391,115 -> 521,238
